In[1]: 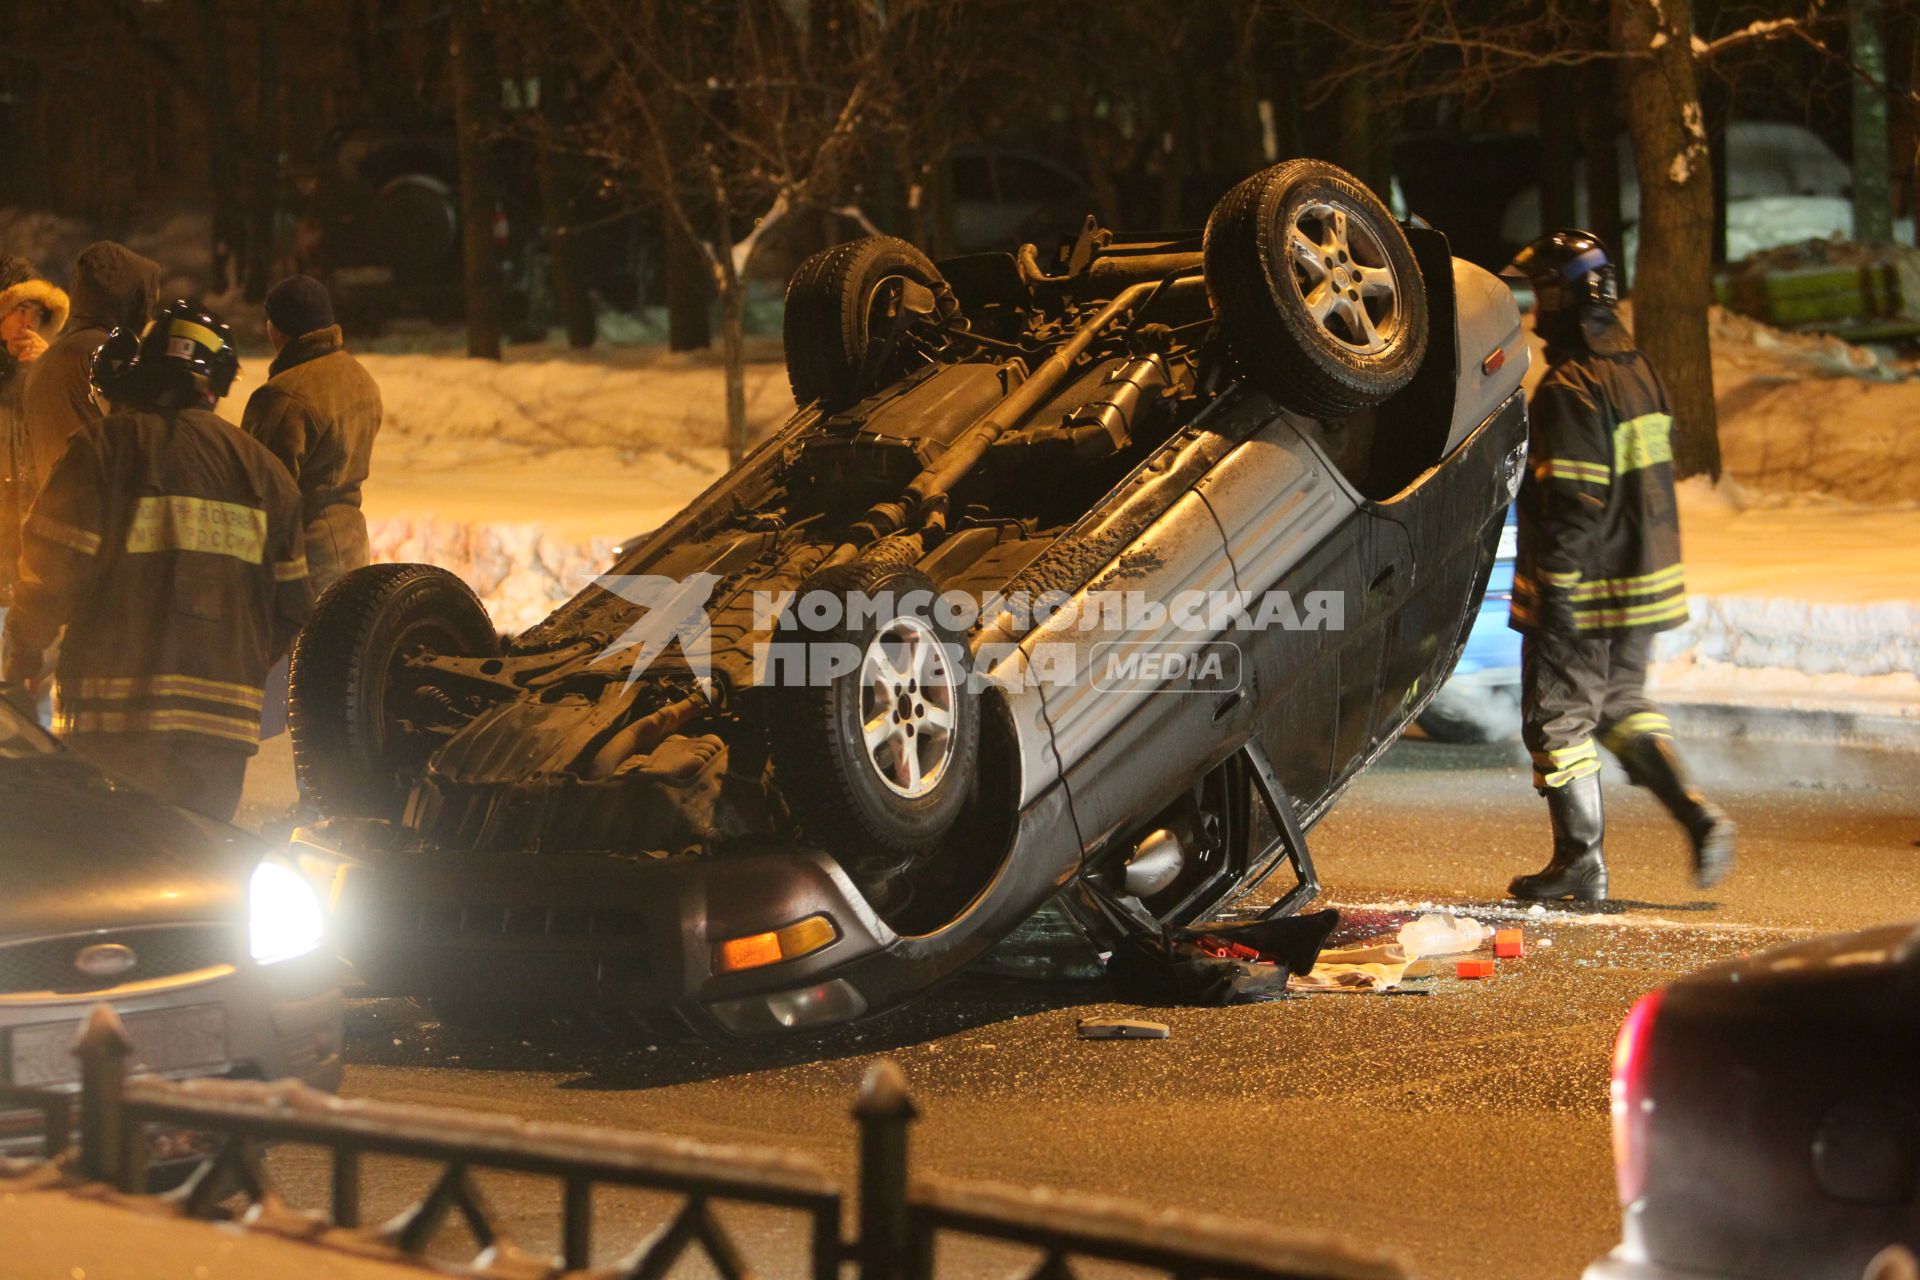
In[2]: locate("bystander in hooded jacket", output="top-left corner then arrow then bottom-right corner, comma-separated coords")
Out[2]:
21,240 -> 159,489
1,259 -> 70,604
241,323 -> 382,596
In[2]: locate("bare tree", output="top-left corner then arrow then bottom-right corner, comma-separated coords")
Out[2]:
451,0 -> 504,360
1284,0 -> 1854,481
1612,0 -> 1721,480
1853,0 -> 1895,242
533,0 -> 935,462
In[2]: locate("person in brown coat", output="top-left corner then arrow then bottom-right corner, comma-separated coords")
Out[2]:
21,241 -> 160,490
242,276 -> 381,598
1,258 -> 69,606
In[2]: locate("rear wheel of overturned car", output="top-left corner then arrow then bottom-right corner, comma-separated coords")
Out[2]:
783,236 -> 961,413
1203,158 -> 1429,419
290,563 -> 499,821
772,561 -> 979,888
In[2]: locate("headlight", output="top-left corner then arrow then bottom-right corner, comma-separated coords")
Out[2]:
249,860 -> 326,964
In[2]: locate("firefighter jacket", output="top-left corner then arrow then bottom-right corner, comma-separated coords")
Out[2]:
1509,308 -> 1686,638
1,406 -> 311,753
241,325 -> 382,597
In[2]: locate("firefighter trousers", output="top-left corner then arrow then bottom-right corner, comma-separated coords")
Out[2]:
1520,632 -> 1674,792
66,732 -> 249,824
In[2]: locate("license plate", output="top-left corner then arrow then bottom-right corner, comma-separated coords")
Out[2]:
8,1004 -> 228,1087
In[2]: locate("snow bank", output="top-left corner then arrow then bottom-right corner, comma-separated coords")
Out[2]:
365,516 -> 620,634
355,344 -> 793,632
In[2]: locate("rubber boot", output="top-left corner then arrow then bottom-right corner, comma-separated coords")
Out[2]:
1616,736 -> 1735,889
1509,771 -> 1609,901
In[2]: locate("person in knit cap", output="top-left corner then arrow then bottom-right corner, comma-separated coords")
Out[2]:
21,241 -> 159,489
242,275 -> 382,598
1,256 -> 70,607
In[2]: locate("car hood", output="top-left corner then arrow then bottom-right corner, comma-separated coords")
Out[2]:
0,756 -> 256,941
1680,920 -> 1920,994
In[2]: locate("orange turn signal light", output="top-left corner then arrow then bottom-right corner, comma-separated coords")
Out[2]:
714,914 -> 839,974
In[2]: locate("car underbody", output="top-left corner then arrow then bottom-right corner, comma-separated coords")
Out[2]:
291,159 -> 1528,1034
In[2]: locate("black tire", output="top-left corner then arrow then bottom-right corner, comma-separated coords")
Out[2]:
290,564 -> 498,820
1203,159 -> 1429,418
770,561 -> 979,881
783,236 -> 957,412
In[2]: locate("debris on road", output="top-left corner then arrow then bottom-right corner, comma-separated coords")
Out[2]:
1397,912 -> 1493,959
1456,959 -> 1497,980
1106,909 -> 1341,1005
1495,929 -> 1527,959
1078,1017 -> 1171,1040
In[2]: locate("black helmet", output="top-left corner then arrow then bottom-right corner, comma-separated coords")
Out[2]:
1502,229 -> 1619,315
88,326 -> 144,405
107,300 -> 240,408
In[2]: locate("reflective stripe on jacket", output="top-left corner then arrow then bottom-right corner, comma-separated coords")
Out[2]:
1508,310 -> 1687,638
0,406 -> 311,752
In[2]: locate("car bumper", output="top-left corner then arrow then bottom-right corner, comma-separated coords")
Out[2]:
313,783 -> 1082,1037
0,953 -> 345,1157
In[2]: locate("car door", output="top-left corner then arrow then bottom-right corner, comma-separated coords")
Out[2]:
1370,391 -> 1528,746
1022,487 -> 1242,857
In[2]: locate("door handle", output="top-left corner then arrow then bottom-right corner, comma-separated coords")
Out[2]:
1369,563 -> 1399,593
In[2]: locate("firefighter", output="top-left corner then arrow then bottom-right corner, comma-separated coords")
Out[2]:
1501,230 -> 1734,901
0,302 -> 311,822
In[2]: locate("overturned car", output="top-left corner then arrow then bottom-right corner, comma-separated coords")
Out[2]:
290,160 -> 1528,1035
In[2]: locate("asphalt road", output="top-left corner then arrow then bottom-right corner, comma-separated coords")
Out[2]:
240,731 -> 1920,1280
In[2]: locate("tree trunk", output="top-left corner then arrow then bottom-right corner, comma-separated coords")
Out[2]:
1612,0 -> 1721,480
1538,70 -> 1578,233
714,254 -> 750,465
1580,60 -> 1628,291
535,72 -> 595,349
194,0 -> 241,295
665,213 -> 712,351
244,0 -> 281,302
450,0 -> 503,360
1852,0 -> 1894,243
1700,70 -> 1731,264
1909,21 -> 1920,233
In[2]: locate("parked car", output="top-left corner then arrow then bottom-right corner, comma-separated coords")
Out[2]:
1587,923 -> 1920,1280
1416,503 -> 1520,743
0,698 -> 343,1151
289,159 -> 1529,1037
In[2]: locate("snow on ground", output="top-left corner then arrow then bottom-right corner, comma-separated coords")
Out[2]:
355,340 -> 793,630
350,310 -> 1916,702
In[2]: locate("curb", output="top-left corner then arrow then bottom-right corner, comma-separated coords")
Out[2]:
1665,699 -> 1920,750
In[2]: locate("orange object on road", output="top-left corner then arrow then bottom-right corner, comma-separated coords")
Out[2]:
1495,929 -> 1526,958
1457,958 -> 1496,979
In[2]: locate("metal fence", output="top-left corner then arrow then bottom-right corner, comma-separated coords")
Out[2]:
0,1004 -> 1403,1280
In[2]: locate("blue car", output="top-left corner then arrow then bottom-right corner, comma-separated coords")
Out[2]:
1418,503 -> 1521,743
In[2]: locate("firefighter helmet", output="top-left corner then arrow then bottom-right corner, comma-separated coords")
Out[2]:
101,300 -> 241,408
1502,229 -> 1619,315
